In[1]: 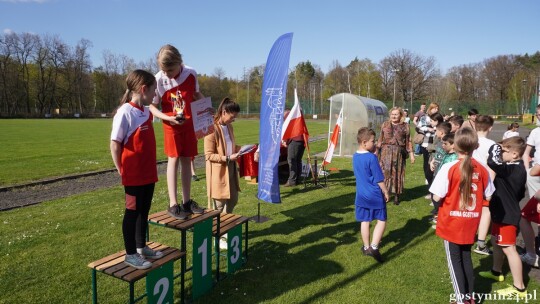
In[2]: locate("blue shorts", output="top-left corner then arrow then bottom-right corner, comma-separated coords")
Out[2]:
355,206 -> 387,222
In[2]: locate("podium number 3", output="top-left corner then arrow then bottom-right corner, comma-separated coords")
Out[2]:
230,235 -> 240,264
153,277 -> 170,304
197,238 -> 208,276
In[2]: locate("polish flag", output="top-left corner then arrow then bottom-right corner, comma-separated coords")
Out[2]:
323,108 -> 343,165
281,89 -> 309,141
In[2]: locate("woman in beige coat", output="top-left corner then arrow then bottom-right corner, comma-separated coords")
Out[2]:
204,98 -> 241,215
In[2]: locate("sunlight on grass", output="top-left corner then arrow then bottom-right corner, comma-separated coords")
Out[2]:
1,118 -> 537,303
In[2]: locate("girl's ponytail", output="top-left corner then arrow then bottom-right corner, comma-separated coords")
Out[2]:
120,89 -> 131,105
459,153 -> 473,210
453,127 -> 478,210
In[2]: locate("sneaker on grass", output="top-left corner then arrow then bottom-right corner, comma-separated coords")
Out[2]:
369,247 -> 384,263
185,199 -> 204,214
473,245 -> 493,255
125,253 -> 152,270
361,246 -> 371,256
167,204 -> 189,220
479,270 -> 504,282
137,246 -> 163,260
495,285 -> 527,299
520,253 -> 539,268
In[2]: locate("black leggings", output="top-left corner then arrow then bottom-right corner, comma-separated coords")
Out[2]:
444,240 -> 474,303
123,183 -> 155,255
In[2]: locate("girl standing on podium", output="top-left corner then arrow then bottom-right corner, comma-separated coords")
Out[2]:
110,70 -> 173,269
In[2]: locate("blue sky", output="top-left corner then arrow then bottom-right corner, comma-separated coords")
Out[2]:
1,0 -> 538,79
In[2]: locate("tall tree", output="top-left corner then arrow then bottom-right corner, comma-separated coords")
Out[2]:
381,49 -> 439,107
482,55 -> 519,114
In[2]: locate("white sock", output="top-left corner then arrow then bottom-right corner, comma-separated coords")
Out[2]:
371,244 -> 378,250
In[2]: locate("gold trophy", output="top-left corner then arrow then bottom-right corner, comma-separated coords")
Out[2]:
171,92 -> 185,122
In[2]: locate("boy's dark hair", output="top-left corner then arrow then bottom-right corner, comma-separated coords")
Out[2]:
430,112 -> 444,124
442,133 -> 454,145
448,115 -> 464,127
436,122 -> 452,135
468,108 -> 479,115
475,115 -> 494,132
501,136 -> 526,157
357,127 -> 375,144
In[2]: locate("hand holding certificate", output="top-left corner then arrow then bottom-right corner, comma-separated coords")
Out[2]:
237,144 -> 257,156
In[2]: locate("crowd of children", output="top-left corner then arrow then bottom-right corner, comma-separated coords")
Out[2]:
354,106 -> 540,303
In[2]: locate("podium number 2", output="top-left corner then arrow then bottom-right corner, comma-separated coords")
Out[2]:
197,238 -> 208,276
230,235 -> 240,264
153,277 -> 170,304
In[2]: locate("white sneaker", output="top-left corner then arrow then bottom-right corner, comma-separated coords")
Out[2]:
521,253 -> 539,268
125,253 -> 152,269
137,246 -> 163,260
219,237 -> 228,250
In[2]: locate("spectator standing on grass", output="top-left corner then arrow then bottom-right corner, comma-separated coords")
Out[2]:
204,98 -> 242,250
416,103 -> 442,198
430,133 -> 458,228
479,137 -> 528,299
377,107 -> 415,205
403,109 -> 410,124
149,44 -> 205,220
427,122 -> 451,221
502,122 -> 520,140
282,109 -> 306,187
461,108 -> 478,131
448,115 -> 464,133
353,127 -> 389,263
522,105 -> 540,258
110,70 -> 165,270
520,163 -> 540,268
430,127 -> 495,304
471,115 -> 496,256
413,103 -> 426,155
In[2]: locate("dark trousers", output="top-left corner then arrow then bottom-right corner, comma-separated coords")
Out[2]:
123,183 -> 155,255
420,146 -> 434,187
287,140 -> 305,185
444,240 -> 474,303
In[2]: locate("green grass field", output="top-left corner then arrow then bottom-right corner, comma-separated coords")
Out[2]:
0,119 -> 538,303
0,118 -> 328,186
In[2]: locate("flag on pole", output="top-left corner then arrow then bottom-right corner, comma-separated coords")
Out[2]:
257,33 -> 293,204
281,88 -> 309,141
322,108 -> 343,165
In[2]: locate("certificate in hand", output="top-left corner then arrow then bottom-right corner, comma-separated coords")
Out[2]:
238,144 -> 257,156
191,97 -> 215,139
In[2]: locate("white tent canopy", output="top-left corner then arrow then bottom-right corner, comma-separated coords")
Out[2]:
328,93 -> 388,157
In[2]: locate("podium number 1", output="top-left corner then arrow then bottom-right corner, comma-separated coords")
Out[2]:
197,238 -> 208,276
193,218 -> 212,300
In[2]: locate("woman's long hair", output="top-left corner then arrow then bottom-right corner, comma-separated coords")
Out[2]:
453,127 -> 478,210
214,97 -> 240,123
